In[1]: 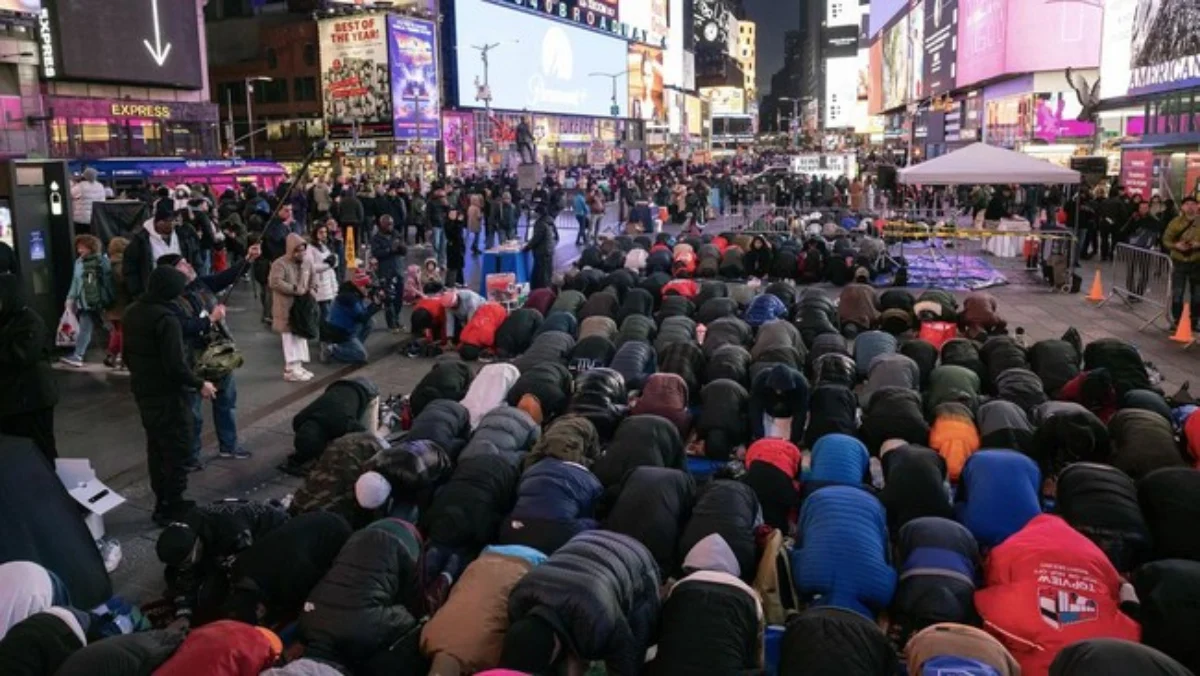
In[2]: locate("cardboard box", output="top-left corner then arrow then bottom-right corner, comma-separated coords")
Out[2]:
55,458 -> 126,540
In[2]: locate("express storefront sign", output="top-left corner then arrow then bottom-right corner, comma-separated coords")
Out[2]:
487,0 -> 659,46
111,104 -> 173,119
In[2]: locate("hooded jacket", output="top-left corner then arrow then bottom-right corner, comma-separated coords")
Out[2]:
860,386 -> 930,454
697,379 -> 751,461
892,517 -> 980,635
550,290 -> 586,316
460,363 -> 521,430
616,313 -> 657,347
804,384 -> 859,447
1029,338 -> 1081,396
980,336 -> 1029,388
268,233 -> 314,335
630,372 -> 692,440
696,296 -> 740,325
658,341 -> 705,405
1108,408 -> 1185,480
927,365 -> 982,416
743,236 -> 772,278
494,308 -> 543,358
1139,467 -> 1200,561
537,311 -> 578,338
795,295 -> 840,347
409,360 -> 474,418
291,378 -> 377,465
525,415 -> 601,468
1051,639 -> 1192,676
779,606 -> 897,676
853,330 -> 898,378
1056,462 -> 1151,574
1134,560 -> 1200,675
653,315 -> 696,353
994,368 -> 1048,418
405,399 -> 471,460
900,338 -> 939,390
605,467 -> 696,578
54,629 -> 181,676
578,316 -> 618,345
154,620 -> 281,676
423,453 -> 520,551
609,340 -> 657,394
810,351 -> 858,390
0,275 -> 57,416
928,402 -> 981,482
705,344 -> 751,387
499,458 -> 603,555
679,480 -> 762,581
954,450 -> 1041,548
1083,338 -> 1151,395
300,519 -> 422,670
421,547 -> 545,674
880,444 -> 953,533
512,331 -> 576,374
961,292 -> 1005,337
838,283 -> 880,328
358,439 -> 451,514
566,368 -> 629,442
594,415 -> 686,495
741,439 -> 801,532
578,291 -> 620,322
975,515 -> 1140,675
702,316 -> 753,358
809,433 -> 869,487
458,406 -> 540,464
977,399 -> 1035,454
792,486 -> 896,618
506,361 -> 573,423
121,266 -> 205,397
748,364 -> 810,445
651,535 -> 763,676
460,302 -> 509,352
743,294 -> 788,328
905,623 -> 1020,676
504,530 -> 661,676
861,353 -> 920,407
0,609 -> 87,676
656,295 -> 695,323
1031,401 -> 1111,476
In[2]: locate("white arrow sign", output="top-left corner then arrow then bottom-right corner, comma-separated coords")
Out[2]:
142,0 -> 172,67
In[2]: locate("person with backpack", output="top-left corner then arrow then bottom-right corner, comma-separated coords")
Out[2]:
60,235 -> 113,367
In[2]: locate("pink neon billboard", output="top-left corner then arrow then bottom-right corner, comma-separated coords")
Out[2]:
956,0 -> 1102,89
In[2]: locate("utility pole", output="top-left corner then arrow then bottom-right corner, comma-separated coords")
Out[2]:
472,42 -> 500,155
589,71 -> 627,118
245,75 -> 271,159
226,86 -> 235,156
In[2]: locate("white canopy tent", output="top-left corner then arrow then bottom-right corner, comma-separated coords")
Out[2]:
898,142 -> 1080,185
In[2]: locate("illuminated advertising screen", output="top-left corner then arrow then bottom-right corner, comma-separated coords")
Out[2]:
620,0 -> 668,47
1034,92 -> 1096,142
827,0 -> 858,28
455,0 -> 628,117
1,0 -> 38,13
388,16 -> 440,141
881,19 -> 909,110
958,0 -> 1102,89
825,56 -> 858,128
1101,0 -> 1200,98
923,0 -> 957,95
482,0 -> 663,44
702,86 -> 745,115
664,0 -> 685,86
320,15 -> 392,138
908,0 -> 925,101
629,45 -> 666,122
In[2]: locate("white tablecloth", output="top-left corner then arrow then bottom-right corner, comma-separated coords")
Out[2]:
982,218 -> 1032,257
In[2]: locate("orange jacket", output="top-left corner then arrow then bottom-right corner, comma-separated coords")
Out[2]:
929,406 -> 981,481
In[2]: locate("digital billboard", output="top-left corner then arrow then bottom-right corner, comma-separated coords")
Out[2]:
388,16 -> 439,141
1034,92 -> 1095,142
702,86 -> 745,115
1,0 -> 38,13
629,45 -> 666,122
621,0 -> 668,47
694,0 -> 738,55
455,0 -> 628,118
38,0 -> 204,88
923,0 -> 957,95
826,56 -> 858,128
869,0 -> 908,37
881,19 -> 909,110
827,0 -> 858,28
484,0 -> 660,45
664,0 -> 685,86
1101,0 -> 1200,99
908,0 -> 925,102
957,0 -> 1102,89
955,0 -> 1005,87
320,15 -> 392,139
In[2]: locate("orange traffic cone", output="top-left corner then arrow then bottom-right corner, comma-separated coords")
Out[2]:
1172,303 -> 1194,344
1086,270 -> 1105,302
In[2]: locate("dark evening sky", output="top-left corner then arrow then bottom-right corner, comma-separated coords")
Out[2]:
742,0 -> 799,97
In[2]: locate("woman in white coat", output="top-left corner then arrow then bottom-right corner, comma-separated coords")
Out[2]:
308,223 -> 340,319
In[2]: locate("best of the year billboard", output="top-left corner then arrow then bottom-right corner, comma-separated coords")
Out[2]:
388,16 -> 440,142
320,15 -> 392,139
455,0 -> 628,118
1101,0 -> 1200,99
923,0 -> 957,96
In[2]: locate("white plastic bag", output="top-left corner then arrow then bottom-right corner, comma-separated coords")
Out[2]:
55,309 -> 79,348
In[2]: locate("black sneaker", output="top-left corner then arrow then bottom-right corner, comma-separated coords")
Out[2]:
152,499 -> 197,526
180,459 -> 204,473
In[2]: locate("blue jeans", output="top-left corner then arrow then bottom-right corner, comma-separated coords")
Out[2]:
431,227 -> 446,266
190,372 -> 238,460
330,319 -> 373,364
72,310 -> 100,361
196,250 -> 212,277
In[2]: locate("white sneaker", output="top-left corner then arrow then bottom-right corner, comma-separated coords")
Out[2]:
283,369 -> 306,382
297,366 -> 315,378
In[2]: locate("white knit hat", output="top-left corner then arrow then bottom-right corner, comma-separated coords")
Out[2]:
355,471 -> 392,510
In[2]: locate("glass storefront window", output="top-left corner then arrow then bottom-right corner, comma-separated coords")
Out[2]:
50,118 -> 69,157
77,117 -> 118,157
126,119 -> 163,156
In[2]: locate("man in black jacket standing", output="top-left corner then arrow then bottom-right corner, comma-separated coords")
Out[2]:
124,266 -> 217,524
0,274 -> 58,463
524,199 -> 560,290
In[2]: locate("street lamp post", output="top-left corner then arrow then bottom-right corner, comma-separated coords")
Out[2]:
472,42 -> 501,155
245,76 -> 272,159
778,96 -> 802,146
589,71 -> 627,118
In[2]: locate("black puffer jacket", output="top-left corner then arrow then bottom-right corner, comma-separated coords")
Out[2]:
458,406 -> 540,463
1140,467 -> 1200,562
659,341 -> 706,404
879,289 -> 915,313
604,269 -> 637,300
594,415 -> 686,493
609,339 -> 657,393
696,296 -> 740,325
980,336 -> 1028,390
899,339 -> 938,390
1031,402 -> 1111,476
494,308 -> 544,358
1084,338 -> 1151,395
807,332 -> 848,371
410,360 -> 473,417
1050,638 -> 1193,676
941,338 -> 986,386
505,530 -> 661,676
743,237 -> 772,278
54,630 -> 182,676
805,384 -> 859,447
640,270 -> 671,298
654,315 -> 697,354
811,352 -> 858,388
779,607 -> 897,676
880,445 -> 953,533
405,400 -> 471,460
719,247 -> 746,278
422,453 -> 520,550
292,378 -> 378,465
749,364 -> 810,446
706,344 -> 752,387
578,291 -> 620,321
752,320 -> 803,362
795,295 -> 839,347
697,379 -> 751,461
364,439 -> 452,510
657,295 -> 695,323
765,282 -> 798,311
1056,462 -> 1151,573
1109,409 -> 1185,480
678,480 -> 761,580
605,467 -> 695,578
506,361 -> 574,422
512,330 -> 576,373
1134,560 -> 1200,676
703,316 -> 753,358
994,368 -> 1048,419
567,368 -> 629,442
1030,338 -> 1081,395
617,314 -> 657,347
300,519 -> 422,669
978,399 -> 1034,454
617,288 -> 655,324
569,335 -> 617,374
861,387 -> 930,454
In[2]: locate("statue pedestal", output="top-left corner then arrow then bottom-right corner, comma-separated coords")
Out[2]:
517,162 -> 543,191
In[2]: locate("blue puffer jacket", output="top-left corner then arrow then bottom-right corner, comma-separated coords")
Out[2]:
892,516 -> 980,631
954,450 -> 1042,548
609,340 -> 657,393
743,293 -> 788,328
500,458 -> 603,554
808,433 -> 869,486
791,485 -> 896,618
748,364 -> 810,445
853,330 -> 898,377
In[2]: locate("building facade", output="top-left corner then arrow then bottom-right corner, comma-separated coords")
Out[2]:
737,20 -> 756,103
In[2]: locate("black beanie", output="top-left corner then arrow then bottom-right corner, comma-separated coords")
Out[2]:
156,523 -> 198,565
500,615 -> 559,673
144,266 -> 188,302
156,253 -> 184,268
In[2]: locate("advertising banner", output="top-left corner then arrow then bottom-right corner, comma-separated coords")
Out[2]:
454,0 -> 628,118
881,19 -> 909,110
702,86 -> 745,115
828,0 -> 858,28
629,44 -> 666,122
320,16 -> 392,139
1,0 -> 38,13
442,110 -> 477,167
1121,149 -> 1154,198
923,0 -> 957,95
908,0 -> 925,101
868,39 -> 883,114
1033,92 -> 1095,142
388,16 -> 439,141
483,0 -> 659,45
826,56 -> 858,128
664,0 -> 685,86
958,0 -> 1101,89
621,0 -> 668,47
1101,0 -> 1200,98
956,0 -> 1005,87
825,25 -> 860,59
686,95 -> 703,135
869,0 -> 908,37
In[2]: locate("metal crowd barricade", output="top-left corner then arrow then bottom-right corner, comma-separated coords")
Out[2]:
1099,243 -> 1175,331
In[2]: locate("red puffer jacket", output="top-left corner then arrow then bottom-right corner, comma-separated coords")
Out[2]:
974,514 -> 1139,675
662,278 -> 699,299
745,438 -> 801,479
459,302 -> 508,350
154,620 -> 281,675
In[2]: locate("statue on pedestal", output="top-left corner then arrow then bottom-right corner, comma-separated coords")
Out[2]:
516,116 -> 537,165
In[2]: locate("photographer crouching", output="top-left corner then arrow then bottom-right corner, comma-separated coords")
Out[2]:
319,275 -> 382,365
